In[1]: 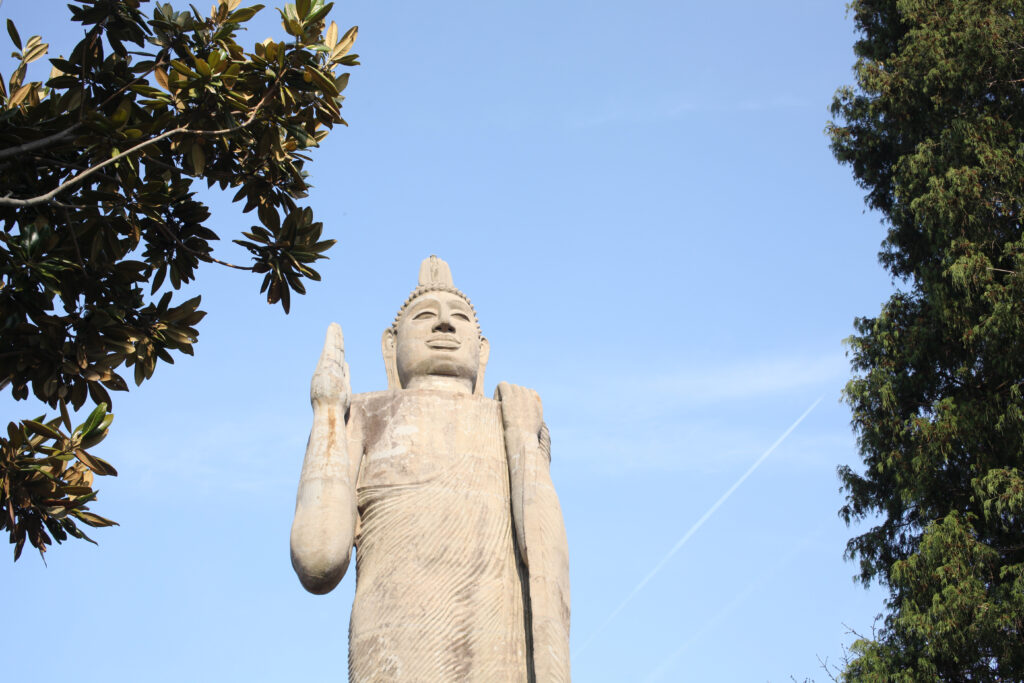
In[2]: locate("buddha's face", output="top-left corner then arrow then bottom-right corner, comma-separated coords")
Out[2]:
395,291 -> 481,389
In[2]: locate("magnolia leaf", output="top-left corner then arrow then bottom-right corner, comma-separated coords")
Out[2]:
305,65 -> 337,96
228,5 -> 264,23
110,99 -> 132,125
59,400 -> 72,431
256,205 -> 280,233
58,486 -> 94,497
76,403 -> 108,438
306,2 -> 332,25
73,511 -> 118,528
23,420 -> 62,440
7,83 -> 31,108
170,59 -> 200,78
22,42 -> 48,64
6,19 -> 21,51
194,57 -> 212,78
191,143 -> 206,176
154,66 -> 169,91
75,449 -> 118,477
330,25 -> 357,61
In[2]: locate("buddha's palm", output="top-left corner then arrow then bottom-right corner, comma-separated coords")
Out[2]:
311,322 -> 351,411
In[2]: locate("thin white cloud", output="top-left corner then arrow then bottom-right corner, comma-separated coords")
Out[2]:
545,351 -> 850,472
641,352 -> 847,405
556,418 -> 851,475
545,350 -> 847,417
109,411 -> 308,494
560,94 -> 813,128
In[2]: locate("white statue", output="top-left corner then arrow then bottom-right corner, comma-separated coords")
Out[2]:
290,256 -> 571,682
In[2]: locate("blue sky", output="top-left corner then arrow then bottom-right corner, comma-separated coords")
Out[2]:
3,1 -> 895,680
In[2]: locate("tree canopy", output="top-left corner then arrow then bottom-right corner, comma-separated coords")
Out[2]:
0,0 -> 357,561
829,0 -> 1024,679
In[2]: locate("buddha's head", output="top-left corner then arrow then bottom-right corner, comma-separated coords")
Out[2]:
382,256 -> 489,394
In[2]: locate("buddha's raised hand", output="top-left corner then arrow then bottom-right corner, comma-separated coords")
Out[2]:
495,382 -> 544,438
310,322 -> 350,411
293,322 -> 356,595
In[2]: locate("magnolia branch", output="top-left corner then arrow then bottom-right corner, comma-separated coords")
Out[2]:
0,127 -> 79,162
0,56 -> 166,164
32,154 -> 120,187
0,84 -> 279,209
98,51 -> 170,109
153,220 -> 250,271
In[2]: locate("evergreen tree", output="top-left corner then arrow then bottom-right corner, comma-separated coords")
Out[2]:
0,0 -> 357,560
829,1 -> 1024,679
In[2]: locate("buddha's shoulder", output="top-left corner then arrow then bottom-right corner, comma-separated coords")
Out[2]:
492,381 -> 543,403
492,381 -> 539,393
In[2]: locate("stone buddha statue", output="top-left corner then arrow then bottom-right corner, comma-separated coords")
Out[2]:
290,256 -> 571,682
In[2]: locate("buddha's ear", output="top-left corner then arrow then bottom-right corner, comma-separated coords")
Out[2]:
473,337 -> 490,397
382,329 -> 400,390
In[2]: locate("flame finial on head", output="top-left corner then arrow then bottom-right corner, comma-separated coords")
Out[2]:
419,255 -> 453,288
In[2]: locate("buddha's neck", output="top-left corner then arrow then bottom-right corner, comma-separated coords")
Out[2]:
404,375 -> 473,394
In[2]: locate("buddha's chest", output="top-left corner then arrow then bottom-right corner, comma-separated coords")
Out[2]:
354,390 -> 507,491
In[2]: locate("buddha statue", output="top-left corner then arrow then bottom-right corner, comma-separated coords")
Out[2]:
290,256 -> 571,682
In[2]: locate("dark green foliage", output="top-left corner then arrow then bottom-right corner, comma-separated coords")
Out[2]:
0,0 -> 357,560
829,0 -> 1024,679
1,402 -> 118,562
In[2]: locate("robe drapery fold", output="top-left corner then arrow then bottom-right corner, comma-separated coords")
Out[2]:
347,387 -> 570,682
351,391 -> 528,682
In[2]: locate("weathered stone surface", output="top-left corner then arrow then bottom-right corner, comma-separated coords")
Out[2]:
290,256 -> 570,682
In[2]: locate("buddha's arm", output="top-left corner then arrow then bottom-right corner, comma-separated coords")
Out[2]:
290,323 -> 358,595
496,382 -> 571,682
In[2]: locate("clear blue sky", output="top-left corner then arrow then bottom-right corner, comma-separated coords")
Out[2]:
3,1 -> 894,680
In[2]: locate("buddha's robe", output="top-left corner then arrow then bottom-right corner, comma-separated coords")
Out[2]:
347,389 -> 529,682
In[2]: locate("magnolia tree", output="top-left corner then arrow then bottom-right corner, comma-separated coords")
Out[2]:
0,0 -> 357,560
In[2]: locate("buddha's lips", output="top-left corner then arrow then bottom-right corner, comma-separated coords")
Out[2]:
426,335 -> 460,349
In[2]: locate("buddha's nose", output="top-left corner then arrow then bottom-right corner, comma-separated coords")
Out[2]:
433,311 -> 455,334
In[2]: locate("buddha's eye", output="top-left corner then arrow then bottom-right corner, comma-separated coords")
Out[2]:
413,310 -> 436,320
452,312 -> 470,322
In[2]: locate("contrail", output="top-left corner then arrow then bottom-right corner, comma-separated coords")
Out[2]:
573,396 -> 824,662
